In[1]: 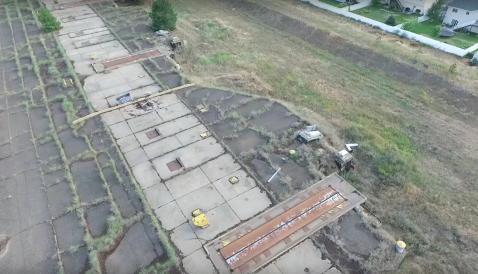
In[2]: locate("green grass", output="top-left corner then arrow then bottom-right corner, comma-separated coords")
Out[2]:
352,6 -> 419,25
199,52 -> 234,65
414,21 -> 478,48
313,0 -> 345,8
198,20 -> 229,40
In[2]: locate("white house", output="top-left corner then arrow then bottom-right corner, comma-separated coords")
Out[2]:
395,0 -> 435,14
442,0 -> 478,32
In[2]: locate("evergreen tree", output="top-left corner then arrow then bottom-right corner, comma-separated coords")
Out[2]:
385,15 -> 396,26
149,0 -> 177,31
427,0 -> 445,22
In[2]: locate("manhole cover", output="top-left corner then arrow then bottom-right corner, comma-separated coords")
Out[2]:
146,129 -> 160,139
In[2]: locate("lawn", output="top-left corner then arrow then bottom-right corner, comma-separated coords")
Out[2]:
316,0 -> 347,8
352,5 -> 419,25
414,20 -> 478,48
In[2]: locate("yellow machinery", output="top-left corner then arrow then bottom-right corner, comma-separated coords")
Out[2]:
192,209 -> 210,229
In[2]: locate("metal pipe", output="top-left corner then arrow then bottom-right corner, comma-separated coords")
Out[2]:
267,168 -> 281,183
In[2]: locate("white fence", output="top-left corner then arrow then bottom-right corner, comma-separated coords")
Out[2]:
302,0 -> 477,57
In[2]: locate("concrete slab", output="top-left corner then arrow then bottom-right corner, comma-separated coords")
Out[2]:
101,109 -> 124,126
257,264 -> 282,274
134,126 -> 167,147
119,104 -> 156,122
200,154 -> 241,182
155,115 -> 200,137
152,137 -> 224,180
91,99 -> 109,111
227,187 -> 271,220
144,183 -> 174,209
274,239 -> 332,274
183,249 -> 217,274
176,184 -> 225,217
189,203 -> 240,241
324,267 -> 342,274
154,201 -> 186,230
101,82 -> 132,98
165,168 -> 211,199
117,135 -> 140,154
156,102 -> 191,122
175,125 -> 209,146
132,162 -> 161,190
143,136 -> 182,159
128,76 -> 155,90
110,121 -> 133,139
171,223 -> 202,257
212,169 -> 256,201
127,112 -> 163,133
124,148 -> 148,167
156,93 -> 181,107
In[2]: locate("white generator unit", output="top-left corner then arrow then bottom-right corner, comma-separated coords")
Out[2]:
297,125 -> 323,143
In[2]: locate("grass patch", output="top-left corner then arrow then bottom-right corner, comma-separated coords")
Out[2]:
198,20 -> 229,40
312,0 -> 346,8
199,52 -> 234,65
413,20 -> 478,48
352,6 -> 419,25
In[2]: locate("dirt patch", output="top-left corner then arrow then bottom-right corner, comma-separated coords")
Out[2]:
233,99 -> 268,119
224,128 -> 266,154
185,87 -> 231,106
211,119 -> 236,138
158,73 -> 181,88
269,153 -> 314,191
152,56 -> 174,72
338,211 -> 380,257
216,93 -> 252,111
249,103 -> 300,136
198,105 -> 221,124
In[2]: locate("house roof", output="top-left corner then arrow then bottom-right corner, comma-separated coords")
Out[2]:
448,0 -> 478,11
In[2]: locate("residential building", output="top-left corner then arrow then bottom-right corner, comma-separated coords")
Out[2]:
392,0 -> 435,14
442,0 -> 478,32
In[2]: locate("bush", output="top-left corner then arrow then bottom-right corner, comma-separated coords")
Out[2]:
402,19 -> 418,31
371,0 -> 381,7
198,21 -> 229,40
338,3 -> 348,8
40,8 -> 61,32
385,15 -> 396,26
431,25 -> 442,37
427,0 -> 446,22
149,0 -> 177,31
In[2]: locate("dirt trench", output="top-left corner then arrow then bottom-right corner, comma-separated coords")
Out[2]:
225,0 -> 478,122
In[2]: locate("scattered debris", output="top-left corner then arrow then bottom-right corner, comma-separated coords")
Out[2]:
229,176 -> 239,184
116,93 -> 133,105
267,167 -> 281,183
155,30 -> 169,36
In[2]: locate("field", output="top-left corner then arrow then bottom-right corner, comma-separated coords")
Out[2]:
168,0 -> 478,273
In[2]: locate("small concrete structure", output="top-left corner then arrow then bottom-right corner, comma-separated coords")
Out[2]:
205,173 -> 366,273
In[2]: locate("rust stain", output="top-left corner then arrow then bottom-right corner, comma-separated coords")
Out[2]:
220,187 -> 344,270
103,50 -> 161,69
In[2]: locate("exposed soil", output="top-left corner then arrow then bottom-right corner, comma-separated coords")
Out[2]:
249,103 -> 300,136
224,128 -> 266,154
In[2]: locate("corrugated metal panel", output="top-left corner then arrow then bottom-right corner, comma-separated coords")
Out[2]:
220,187 -> 344,270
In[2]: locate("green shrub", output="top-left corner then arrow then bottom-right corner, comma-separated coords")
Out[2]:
199,52 -> 233,65
431,25 -> 442,37
40,8 -> 61,33
385,15 -> 396,26
371,0 -> 381,7
338,3 -> 348,8
149,0 -> 177,31
402,19 -> 418,31
198,21 -> 229,40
